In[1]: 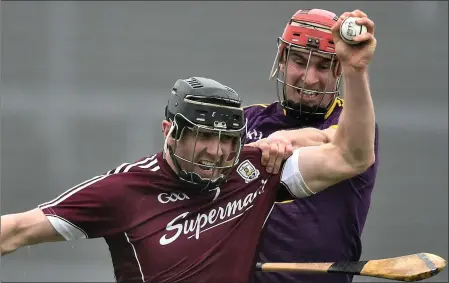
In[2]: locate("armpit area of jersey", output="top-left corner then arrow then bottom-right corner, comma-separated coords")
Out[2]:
276,182 -> 296,202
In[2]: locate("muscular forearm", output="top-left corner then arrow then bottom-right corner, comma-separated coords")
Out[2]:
270,128 -> 332,149
0,214 -> 21,255
1,209 -> 63,256
333,69 -> 375,167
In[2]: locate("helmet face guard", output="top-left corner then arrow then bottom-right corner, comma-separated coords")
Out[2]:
269,9 -> 343,120
164,77 -> 247,190
164,113 -> 247,190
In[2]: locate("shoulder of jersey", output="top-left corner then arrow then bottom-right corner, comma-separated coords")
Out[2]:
243,103 -> 270,110
244,101 -> 283,111
243,101 -> 282,116
229,147 -> 267,183
239,146 -> 262,160
103,154 -> 161,176
325,97 -> 344,119
336,97 -> 344,107
333,97 -> 344,109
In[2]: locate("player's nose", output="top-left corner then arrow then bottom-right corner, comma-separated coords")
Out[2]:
301,67 -> 320,86
206,137 -> 223,157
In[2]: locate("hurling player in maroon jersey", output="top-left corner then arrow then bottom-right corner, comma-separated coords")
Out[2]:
1,29 -> 376,283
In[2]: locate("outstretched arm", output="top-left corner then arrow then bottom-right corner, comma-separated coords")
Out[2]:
1,172 -> 133,256
1,208 -> 64,256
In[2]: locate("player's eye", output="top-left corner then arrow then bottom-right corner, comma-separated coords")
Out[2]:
197,132 -> 213,139
220,135 -> 235,142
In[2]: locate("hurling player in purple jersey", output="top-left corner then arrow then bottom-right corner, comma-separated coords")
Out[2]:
1,12 -> 376,281
246,8 -> 380,283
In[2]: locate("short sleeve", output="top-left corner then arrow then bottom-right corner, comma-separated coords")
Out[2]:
279,148 -> 316,199
38,173 -> 132,240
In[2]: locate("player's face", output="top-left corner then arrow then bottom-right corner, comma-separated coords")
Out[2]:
281,50 -> 338,108
163,121 -> 238,180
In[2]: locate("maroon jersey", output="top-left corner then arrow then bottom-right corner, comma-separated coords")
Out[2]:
39,147 -> 292,283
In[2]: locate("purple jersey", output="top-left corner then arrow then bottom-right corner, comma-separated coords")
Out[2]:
39,148 -> 291,283
245,100 -> 380,283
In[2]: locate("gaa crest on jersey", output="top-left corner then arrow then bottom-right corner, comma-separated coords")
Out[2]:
237,160 -> 260,183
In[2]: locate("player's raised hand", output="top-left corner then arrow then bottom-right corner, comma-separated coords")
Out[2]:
247,135 -> 293,175
331,9 -> 377,72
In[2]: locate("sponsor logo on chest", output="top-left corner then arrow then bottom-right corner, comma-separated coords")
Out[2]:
159,178 -> 268,245
157,192 -> 190,204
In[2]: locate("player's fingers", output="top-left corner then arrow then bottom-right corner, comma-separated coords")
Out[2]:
331,12 -> 348,32
350,9 -> 368,18
272,144 -> 286,175
355,17 -> 375,34
266,142 -> 279,174
331,12 -> 351,42
340,12 -> 353,24
353,32 -> 374,43
284,143 -> 294,159
331,23 -> 342,43
258,141 -> 271,166
273,142 -> 293,175
340,12 -> 351,20
246,141 -> 257,147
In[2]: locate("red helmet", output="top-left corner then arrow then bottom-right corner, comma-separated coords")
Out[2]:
270,9 -> 342,120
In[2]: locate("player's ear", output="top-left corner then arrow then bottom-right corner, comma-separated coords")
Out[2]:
279,51 -> 287,72
279,59 -> 285,72
161,120 -> 172,137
